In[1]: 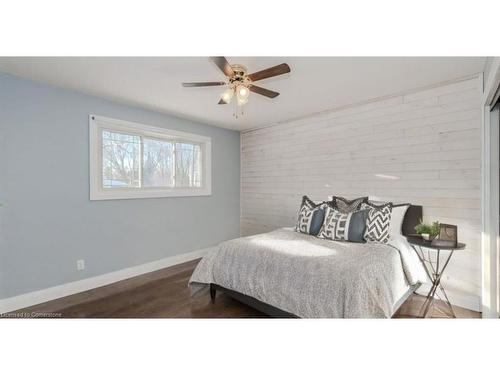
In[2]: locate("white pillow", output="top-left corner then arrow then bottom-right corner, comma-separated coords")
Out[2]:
389,204 -> 410,236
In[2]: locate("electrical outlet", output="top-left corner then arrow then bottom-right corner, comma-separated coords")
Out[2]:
77,259 -> 85,271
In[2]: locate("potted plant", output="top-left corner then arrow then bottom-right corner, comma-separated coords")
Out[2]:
415,220 -> 440,241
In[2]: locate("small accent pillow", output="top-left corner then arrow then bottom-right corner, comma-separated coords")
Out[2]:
361,202 -> 393,243
318,205 -> 369,243
295,196 -> 326,236
347,209 -> 370,243
331,196 -> 368,214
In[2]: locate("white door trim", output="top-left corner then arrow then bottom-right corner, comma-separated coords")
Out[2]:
481,58 -> 500,318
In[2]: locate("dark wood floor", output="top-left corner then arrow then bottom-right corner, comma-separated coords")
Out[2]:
9,259 -> 480,318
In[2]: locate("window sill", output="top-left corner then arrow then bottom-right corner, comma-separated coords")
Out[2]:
89,187 -> 212,201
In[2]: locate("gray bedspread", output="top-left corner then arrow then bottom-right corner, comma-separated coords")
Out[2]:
189,228 -> 427,318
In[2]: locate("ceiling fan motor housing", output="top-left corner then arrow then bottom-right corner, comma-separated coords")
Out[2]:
229,64 -> 250,85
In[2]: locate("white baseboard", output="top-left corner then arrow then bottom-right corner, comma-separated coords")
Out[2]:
0,247 -> 212,314
415,284 -> 481,312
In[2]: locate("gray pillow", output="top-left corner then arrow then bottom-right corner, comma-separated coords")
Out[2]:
295,196 -> 326,236
331,196 -> 368,213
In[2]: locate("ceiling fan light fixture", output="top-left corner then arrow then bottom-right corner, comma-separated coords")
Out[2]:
236,84 -> 250,101
220,87 -> 234,104
237,97 -> 248,106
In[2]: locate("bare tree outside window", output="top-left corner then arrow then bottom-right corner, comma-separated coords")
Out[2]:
102,131 -> 140,188
175,142 -> 202,187
101,130 -> 202,190
143,138 -> 174,187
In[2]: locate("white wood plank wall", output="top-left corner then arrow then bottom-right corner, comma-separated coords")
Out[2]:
241,76 -> 483,311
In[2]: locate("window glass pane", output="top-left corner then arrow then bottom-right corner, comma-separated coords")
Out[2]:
143,138 -> 174,187
102,130 -> 140,188
175,142 -> 202,187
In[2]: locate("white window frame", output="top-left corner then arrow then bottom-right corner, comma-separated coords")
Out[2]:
89,115 -> 211,200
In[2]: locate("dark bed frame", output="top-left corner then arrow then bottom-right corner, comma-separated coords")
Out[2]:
209,205 -> 423,318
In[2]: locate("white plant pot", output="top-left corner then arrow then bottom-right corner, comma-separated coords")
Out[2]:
421,233 -> 430,241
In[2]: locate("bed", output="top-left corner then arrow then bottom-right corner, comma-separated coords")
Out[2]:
189,205 -> 427,318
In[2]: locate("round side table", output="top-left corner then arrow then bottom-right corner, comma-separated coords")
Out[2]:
406,235 -> 466,318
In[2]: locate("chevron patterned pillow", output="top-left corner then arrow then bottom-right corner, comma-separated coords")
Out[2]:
361,202 -> 393,243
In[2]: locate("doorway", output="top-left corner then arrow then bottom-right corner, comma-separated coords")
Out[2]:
494,102 -> 500,315
482,63 -> 500,318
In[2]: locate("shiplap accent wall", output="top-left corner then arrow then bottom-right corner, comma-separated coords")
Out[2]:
241,76 -> 482,310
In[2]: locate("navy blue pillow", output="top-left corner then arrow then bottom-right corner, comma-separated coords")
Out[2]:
347,209 -> 369,243
309,208 -> 326,236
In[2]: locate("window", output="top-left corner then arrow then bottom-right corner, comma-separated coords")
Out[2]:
90,115 -> 211,200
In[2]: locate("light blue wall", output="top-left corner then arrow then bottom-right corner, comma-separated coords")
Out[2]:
0,73 -> 241,299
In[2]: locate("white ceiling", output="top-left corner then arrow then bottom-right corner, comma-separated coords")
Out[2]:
0,57 -> 487,131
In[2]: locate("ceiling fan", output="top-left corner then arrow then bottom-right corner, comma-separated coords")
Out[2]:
182,57 -> 290,114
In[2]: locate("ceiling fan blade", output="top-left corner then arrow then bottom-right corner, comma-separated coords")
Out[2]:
182,82 -> 226,87
210,56 -> 235,77
218,98 -> 227,105
249,85 -> 280,98
247,63 -> 290,82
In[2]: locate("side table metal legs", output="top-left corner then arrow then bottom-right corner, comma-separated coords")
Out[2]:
412,245 -> 456,318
